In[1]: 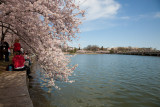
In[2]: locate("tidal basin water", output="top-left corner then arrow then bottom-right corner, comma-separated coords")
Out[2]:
29,54 -> 160,107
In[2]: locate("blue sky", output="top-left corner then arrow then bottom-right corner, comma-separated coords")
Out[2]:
69,0 -> 160,50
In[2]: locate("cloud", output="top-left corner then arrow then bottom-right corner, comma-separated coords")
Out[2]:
77,0 -> 121,21
154,12 -> 160,18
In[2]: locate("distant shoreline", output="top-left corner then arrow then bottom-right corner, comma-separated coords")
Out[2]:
64,51 -> 160,57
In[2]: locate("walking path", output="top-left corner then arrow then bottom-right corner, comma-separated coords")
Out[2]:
0,71 -> 33,107
0,60 -> 33,107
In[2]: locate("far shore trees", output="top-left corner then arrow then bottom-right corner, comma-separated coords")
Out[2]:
0,0 -> 85,89
83,45 -> 158,53
84,45 -> 99,51
100,46 -> 104,50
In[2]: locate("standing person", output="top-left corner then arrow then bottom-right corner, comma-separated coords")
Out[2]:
0,40 -> 9,61
0,40 -> 4,60
3,40 -> 9,61
13,39 -> 21,53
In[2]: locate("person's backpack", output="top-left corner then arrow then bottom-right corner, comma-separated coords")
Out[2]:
6,64 -> 13,71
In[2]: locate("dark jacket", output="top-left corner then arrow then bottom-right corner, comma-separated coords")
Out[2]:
1,41 -> 9,53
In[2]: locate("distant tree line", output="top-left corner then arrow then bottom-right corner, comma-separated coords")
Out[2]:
63,45 -> 159,54
84,45 -> 100,51
83,45 -> 158,53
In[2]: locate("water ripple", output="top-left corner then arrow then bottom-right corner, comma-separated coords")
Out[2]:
29,55 -> 160,107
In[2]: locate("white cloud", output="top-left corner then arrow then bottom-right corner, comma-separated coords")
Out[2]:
154,12 -> 160,18
77,0 -> 121,21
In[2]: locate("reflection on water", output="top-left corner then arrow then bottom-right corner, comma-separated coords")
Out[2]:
29,54 -> 160,107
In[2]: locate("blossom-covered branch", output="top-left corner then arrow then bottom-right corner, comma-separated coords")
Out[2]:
0,0 -> 84,89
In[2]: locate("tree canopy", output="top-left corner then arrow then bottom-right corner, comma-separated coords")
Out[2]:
84,45 -> 100,51
0,0 -> 84,89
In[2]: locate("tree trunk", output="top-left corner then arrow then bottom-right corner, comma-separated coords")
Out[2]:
1,23 -> 9,42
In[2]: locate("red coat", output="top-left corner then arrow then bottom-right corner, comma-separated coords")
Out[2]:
12,55 -> 25,69
14,42 -> 21,52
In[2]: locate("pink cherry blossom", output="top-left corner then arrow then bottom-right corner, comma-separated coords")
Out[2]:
0,0 -> 85,88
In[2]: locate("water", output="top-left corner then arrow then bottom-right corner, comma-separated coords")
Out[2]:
29,54 -> 160,107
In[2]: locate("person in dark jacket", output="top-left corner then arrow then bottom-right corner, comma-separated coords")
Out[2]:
3,40 -> 9,61
0,40 -> 4,60
0,40 -> 9,61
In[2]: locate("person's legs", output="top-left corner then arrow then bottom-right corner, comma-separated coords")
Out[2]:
0,48 -> 4,60
5,52 -> 9,62
24,65 -> 31,76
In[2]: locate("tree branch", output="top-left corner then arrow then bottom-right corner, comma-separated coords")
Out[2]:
0,24 -> 37,54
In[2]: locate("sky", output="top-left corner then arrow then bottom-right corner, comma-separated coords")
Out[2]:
69,0 -> 160,50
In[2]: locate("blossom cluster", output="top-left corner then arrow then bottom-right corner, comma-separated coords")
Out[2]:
0,0 -> 84,88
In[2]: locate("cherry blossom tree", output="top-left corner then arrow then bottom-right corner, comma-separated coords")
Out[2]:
0,0 -> 85,89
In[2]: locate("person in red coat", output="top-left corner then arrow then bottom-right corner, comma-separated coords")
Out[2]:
12,52 -> 25,69
13,39 -> 21,52
12,52 -> 31,78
